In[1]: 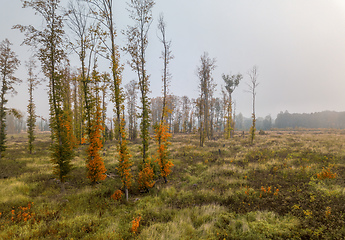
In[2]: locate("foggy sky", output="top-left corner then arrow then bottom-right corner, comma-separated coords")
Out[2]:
1,0 -> 345,120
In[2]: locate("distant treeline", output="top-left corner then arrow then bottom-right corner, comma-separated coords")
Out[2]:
234,111 -> 345,131
7,109 -> 345,134
273,111 -> 345,129
234,110 -> 345,131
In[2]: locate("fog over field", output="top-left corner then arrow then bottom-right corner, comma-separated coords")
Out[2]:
1,0 -> 345,119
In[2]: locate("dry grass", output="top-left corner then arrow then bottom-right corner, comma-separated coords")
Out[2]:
1,130 -> 345,239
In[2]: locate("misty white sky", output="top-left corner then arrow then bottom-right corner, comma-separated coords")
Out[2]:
1,0 -> 345,119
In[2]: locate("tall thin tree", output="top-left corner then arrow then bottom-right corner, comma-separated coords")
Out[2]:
67,0 -> 101,140
0,39 -> 21,159
15,0 -> 75,193
247,66 -> 259,144
125,80 -> 138,141
155,13 -> 173,183
124,0 -> 155,163
85,0 -> 123,140
26,58 -> 39,154
157,13 -> 173,125
222,73 -> 242,139
196,52 -> 216,147
86,0 -> 132,200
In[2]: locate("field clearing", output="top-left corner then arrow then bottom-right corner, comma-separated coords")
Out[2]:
1,130 -> 345,239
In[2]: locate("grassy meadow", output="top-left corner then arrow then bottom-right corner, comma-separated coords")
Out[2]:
1,129 -> 345,239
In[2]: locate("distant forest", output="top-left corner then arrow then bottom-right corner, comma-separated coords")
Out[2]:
7,109 -> 345,134
239,111 -> 345,131
237,111 -> 345,131
273,111 -> 345,130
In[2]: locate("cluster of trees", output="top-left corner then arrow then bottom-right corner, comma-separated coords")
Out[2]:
151,56 -> 259,146
0,0 -> 176,199
151,94 -> 237,135
0,0 -> 263,199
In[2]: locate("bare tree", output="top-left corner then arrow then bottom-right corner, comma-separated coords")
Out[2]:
157,13 -> 173,124
70,71 -> 82,143
100,72 -> 111,142
151,96 -> 162,127
181,96 -> 190,133
67,0 -> 100,139
172,97 -> 182,133
213,97 -> 223,133
125,80 -> 138,140
166,94 -> 175,133
196,52 -> 216,147
247,66 -> 259,144
222,73 -> 242,138
189,98 -> 197,133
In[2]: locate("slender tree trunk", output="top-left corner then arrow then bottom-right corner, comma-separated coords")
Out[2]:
0,87 -> 5,160
125,187 -> 128,202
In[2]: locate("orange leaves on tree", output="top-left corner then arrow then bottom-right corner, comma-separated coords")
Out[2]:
116,118 -> 133,190
59,113 -> 77,150
138,158 -> 155,191
154,123 -> 173,181
86,106 -> 106,184
131,215 -> 141,234
111,190 -> 123,201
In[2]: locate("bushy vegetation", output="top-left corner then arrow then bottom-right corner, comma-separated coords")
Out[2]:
1,130 -> 345,239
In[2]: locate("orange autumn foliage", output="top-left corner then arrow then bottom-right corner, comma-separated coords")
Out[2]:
259,186 -> 279,198
317,167 -> 337,180
11,202 -> 36,223
131,215 -> 141,234
138,158 -> 155,191
261,186 -> 272,194
59,113 -> 77,150
154,123 -> 173,180
86,106 -> 106,183
111,190 -> 123,201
